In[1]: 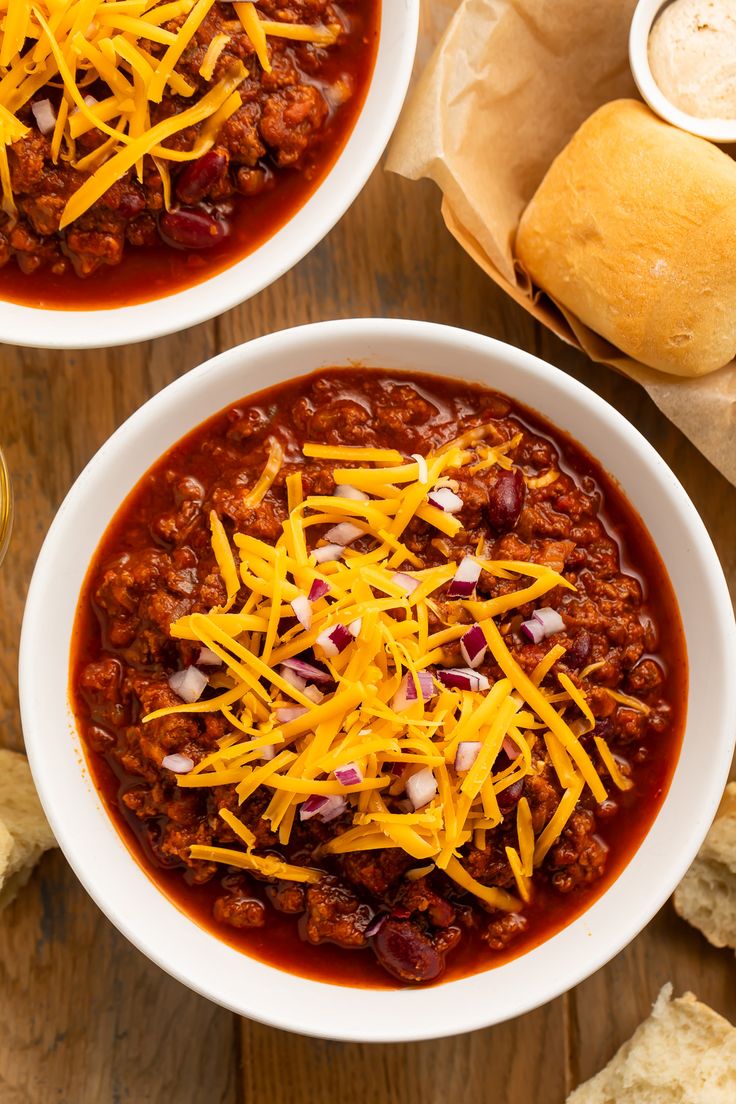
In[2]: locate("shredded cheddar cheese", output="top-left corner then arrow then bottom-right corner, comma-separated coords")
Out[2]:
243,437 -> 284,508
143,434 -> 619,905
594,736 -> 634,791
0,0 -> 341,225
199,31 -> 229,81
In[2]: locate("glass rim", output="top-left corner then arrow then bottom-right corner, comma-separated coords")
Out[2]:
0,447 -> 13,568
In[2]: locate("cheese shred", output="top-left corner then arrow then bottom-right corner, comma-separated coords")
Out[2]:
137,436 -> 631,910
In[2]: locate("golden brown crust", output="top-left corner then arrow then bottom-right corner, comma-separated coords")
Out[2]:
515,99 -> 736,377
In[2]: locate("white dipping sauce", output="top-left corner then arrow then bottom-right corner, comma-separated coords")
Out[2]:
648,0 -> 736,119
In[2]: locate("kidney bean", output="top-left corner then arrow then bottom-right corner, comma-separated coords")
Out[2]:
579,716 -> 611,751
372,918 -> 443,983
487,467 -> 525,533
497,777 -> 524,814
566,629 -> 592,669
159,207 -> 230,250
117,189 -> 146,220
175,150 -> 228,205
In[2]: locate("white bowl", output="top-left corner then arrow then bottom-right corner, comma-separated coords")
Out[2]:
630,0 -> 736,143
0,6 -> 419,350
20,319 -> 736,1041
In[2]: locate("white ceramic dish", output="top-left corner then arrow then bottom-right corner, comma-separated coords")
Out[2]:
630,0 -> 736,142
0,3 -> 419,350
20,319 -> 736,1041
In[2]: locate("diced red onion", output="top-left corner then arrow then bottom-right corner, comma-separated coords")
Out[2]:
308,578 -> 330,602
392,571 -> 419,595
406,767 -> 437,811
290,593 -> 312,631
334,761 -> 363,787
348,618 -> 362,637
83,94 -> 98,107
455,741 -> 481,772
260,744 -> 276,762
300,794 -> 347,823
436,667 -> 490,692
315,623 -> 352,657
365,913 -> 387,938
534,606 -> 566,635
280,664 -> 307,692
168,665 -> 208,704
280,657 -> 332,684
460,624 -> 487,669
520,618 -> 545,644
161,753 -> 194,774
427,486 -> 464,514
335,483 -> 369,502
447,556 -> 482,598
502,736 -> 520,760
197,646 -> 222,667
303,684 -> 324,704
325,521 -> 363,546
413,671 -> 435,701
31,98 -> 56,135
392,671 -> 435,711
312,543 -> 343,564
520,606 -> 565,643
276,704 -> 309,723
411,453 -> 428,483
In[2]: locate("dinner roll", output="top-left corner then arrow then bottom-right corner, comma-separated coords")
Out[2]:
0,749 -> 56,909
674,781 -> 736,949
567,984 -> 736,1103
515,99 -> 736,376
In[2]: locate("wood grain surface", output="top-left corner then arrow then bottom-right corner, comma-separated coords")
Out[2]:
0,167 -> 734,1104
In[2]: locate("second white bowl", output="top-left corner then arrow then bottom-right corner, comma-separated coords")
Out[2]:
0,4 -> 419,349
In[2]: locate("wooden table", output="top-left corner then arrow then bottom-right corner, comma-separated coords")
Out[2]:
1,164 -> 734,1104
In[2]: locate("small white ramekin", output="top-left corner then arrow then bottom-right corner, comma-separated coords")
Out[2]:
19,319 -> 736,1040
630,0 -> 736,143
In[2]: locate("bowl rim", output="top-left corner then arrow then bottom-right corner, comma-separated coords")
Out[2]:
0,1 -> 419,350
629,0 -> 736,142
19,318 -> 736,1041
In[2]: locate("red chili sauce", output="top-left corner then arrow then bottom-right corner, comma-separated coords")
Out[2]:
0,2 -> 379,310
70,369 -> 687,988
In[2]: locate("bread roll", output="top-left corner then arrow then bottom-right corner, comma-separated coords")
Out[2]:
0,749 -> 56,909
566,984 -> 736,1103
674,781 -> 736,949
515,99 -> 736,376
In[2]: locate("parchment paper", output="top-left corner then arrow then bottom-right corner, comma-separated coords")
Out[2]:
387,0 -> 736,485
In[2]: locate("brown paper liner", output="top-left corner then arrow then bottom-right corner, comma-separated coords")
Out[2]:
388,0 -> 736,485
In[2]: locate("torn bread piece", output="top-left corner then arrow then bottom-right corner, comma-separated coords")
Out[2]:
0,749 -> 56,909
567,984 -> 736,1103
674,782 -> 736,949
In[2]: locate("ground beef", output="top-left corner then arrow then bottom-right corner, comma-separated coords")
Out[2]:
547,811 -> 610,894
214,880 -> 267,928
484,911 -> 529,951
302,881 -> 372,948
